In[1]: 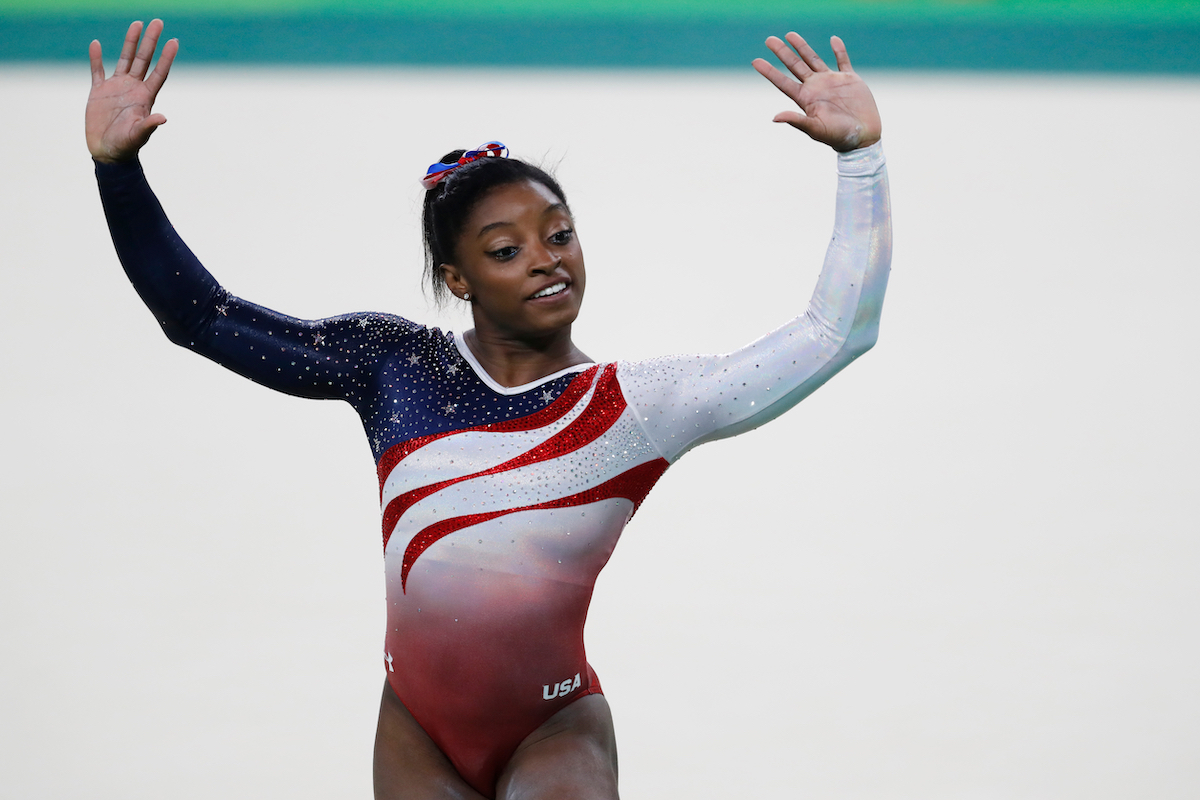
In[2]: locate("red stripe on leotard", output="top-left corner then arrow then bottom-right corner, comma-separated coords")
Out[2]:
400,457 -> 668,592
380,364 -> 624,553
374,364 -> 599,498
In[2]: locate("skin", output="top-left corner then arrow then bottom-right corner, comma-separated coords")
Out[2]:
86,19 -> 882,800
374,682 -> 619,800
440,180 -> 591,388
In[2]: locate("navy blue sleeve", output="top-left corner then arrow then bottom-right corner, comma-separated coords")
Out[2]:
95,157 -> 422,404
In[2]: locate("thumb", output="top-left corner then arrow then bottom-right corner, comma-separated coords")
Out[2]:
772,111 -> 820,138
134,113 -> 168,144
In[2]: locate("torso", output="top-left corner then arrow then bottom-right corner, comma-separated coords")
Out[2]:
364,328 -> 668,793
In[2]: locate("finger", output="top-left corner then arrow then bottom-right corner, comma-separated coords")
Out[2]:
830,35 -> 853,72
140,114 -> 167,133
89,39 -> 105,86
752,57 -> 801,102
132,114 -> 168,149
114,20 -> 142,75
145,37 -> 179,98
765,35 -> 813,81
784,31 -> 830,73
772,110 -> 821,139
130,18 -> 163,80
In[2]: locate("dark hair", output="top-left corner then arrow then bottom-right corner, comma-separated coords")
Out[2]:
422,150 -> 570,305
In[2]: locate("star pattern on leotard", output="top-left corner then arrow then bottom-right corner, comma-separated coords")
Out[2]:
351,327 -> 583,465
215,304 -> 229,316
358,318 -> 371,329
313,332 -> 325,346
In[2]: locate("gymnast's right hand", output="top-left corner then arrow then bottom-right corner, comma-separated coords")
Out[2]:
86,19 -> 178,163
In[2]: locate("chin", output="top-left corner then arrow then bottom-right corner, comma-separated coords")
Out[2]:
528,306 -> 582,339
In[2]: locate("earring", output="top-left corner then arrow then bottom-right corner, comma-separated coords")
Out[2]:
463,292 -> 471,301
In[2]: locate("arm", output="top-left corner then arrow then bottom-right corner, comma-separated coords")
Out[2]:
619,34 -> 891,463
88,21 -> 418,401
96,157 -> 420,399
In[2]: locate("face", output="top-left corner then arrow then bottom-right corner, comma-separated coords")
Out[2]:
442,180 -> 585,342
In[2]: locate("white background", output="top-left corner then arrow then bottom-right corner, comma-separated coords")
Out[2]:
1,60 -> 1198,799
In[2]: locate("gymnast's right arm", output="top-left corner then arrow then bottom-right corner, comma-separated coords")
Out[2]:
95,156 -> 395,400
88,20 -> 412,401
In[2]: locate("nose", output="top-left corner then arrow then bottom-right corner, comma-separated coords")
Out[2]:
528,241 -> 560,274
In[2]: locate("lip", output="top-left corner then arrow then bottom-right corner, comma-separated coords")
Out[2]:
527,280 -> 571,302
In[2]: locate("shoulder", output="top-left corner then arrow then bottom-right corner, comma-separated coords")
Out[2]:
615,353 -> 709,389
319,311 -> 423,338
295,312 -> 443,372
309,311 -> 430,352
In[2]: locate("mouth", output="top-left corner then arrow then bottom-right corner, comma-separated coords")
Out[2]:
528,281 -> 569,300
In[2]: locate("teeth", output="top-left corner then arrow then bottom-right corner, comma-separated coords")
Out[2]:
532,282 -> 567,299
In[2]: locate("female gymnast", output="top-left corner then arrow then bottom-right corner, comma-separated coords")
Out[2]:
87,19 -> 890,800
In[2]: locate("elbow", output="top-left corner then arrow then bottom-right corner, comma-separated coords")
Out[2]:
152,288 -> 228,350
161,322 -> 190,348
159,316 -> 204,350
842,318 -> 880,361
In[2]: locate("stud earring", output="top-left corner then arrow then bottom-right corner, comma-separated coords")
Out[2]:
463,292 -> 471,301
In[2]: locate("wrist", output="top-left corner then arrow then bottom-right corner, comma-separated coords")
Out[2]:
94,155 -> 145,184
90,148 -> 139,165
836,140 -> 885,177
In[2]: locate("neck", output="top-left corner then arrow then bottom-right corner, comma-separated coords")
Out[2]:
463,327 -> 592,388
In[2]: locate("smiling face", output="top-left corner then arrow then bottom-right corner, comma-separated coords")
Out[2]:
441,179 -> 586,343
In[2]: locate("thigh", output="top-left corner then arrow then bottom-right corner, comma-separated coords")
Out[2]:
374,680 -> 490,800
495,694 -> 620,800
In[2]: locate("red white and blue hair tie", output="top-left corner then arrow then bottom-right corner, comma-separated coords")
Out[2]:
420,141 -> 509,189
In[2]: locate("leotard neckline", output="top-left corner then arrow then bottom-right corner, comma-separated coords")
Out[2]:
451,332 -> 596,396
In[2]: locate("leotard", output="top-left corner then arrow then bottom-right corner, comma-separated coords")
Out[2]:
95,143 -> 890,797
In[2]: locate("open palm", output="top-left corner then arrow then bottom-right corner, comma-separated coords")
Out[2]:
753,33 -> 882,152
86,19 -> 177,163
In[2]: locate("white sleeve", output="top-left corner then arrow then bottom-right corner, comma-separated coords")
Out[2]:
618,141 -> 892,464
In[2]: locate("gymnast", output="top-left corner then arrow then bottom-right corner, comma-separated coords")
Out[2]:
87,19 -> 890,799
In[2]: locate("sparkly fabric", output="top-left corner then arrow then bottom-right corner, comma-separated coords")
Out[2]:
619,141 -> 891,461
95,141 -> 890,798
380,363 -> 659,589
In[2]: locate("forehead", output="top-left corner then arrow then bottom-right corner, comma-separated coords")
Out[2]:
467,180 -> 568,231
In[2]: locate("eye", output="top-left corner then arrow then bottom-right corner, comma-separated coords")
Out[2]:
488,246 -> 519,261
549,228 -> 574,246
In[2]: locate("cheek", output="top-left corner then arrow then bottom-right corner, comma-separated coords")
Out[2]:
572,255 -> 586,292
567,244 -> 585,274
462,260 -> 508,294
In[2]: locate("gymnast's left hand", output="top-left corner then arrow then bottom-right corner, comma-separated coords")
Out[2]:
753,33 -> 882,152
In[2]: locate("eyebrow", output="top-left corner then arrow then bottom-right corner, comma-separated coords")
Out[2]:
476,203 -> 571,238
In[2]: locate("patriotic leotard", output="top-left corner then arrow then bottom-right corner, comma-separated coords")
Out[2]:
96,143 -> 890,797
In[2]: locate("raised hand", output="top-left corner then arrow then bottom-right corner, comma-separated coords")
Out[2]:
752,33 -> 881,152
86,19 -> 178,163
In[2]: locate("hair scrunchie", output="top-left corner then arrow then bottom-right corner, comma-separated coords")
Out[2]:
420,142 -> 509,189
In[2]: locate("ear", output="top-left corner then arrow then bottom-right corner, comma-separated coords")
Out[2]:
440,263 -> 470,300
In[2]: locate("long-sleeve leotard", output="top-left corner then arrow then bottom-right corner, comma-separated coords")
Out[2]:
618,144 -> 890,461
96,143 -> 890,798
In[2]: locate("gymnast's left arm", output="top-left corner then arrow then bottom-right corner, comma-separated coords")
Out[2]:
618,33 -> 891,463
